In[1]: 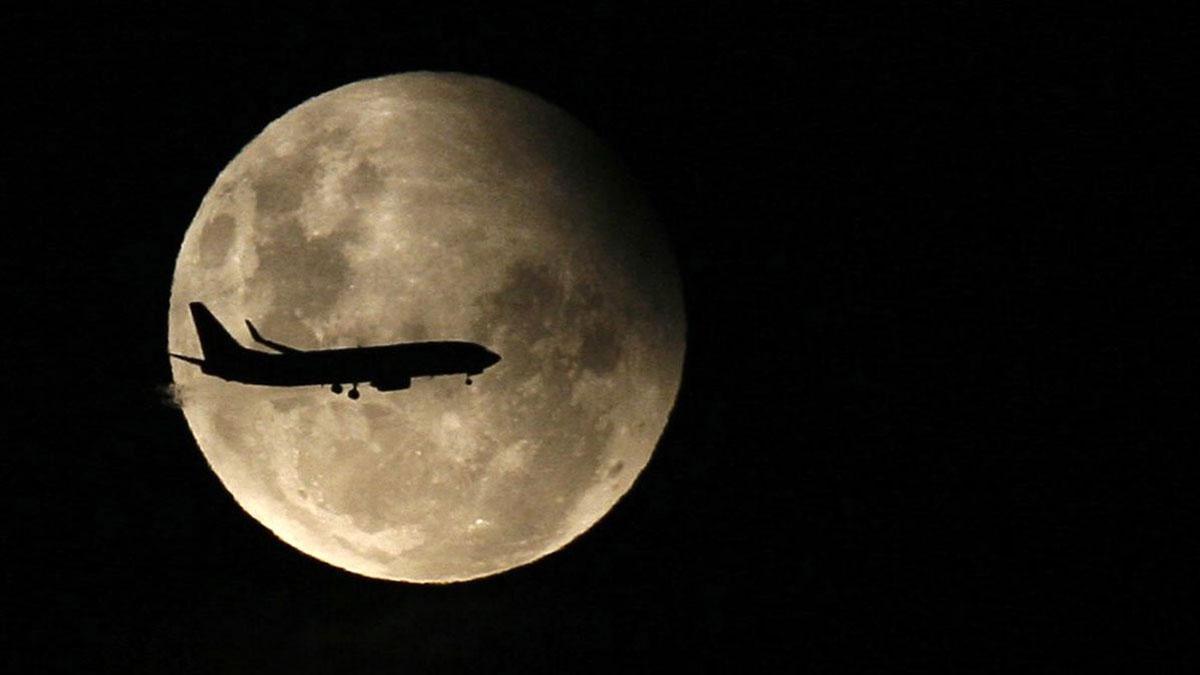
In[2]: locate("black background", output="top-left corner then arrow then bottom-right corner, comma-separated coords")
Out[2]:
5,3 -> 1195,671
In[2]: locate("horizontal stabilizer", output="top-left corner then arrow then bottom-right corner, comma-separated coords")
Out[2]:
169,353 -> 205,366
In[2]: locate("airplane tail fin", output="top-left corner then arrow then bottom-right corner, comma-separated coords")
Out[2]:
188,302 -> 245,362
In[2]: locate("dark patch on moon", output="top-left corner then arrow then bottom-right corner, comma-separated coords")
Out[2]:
253,151 -> 319,217
198,214 -> 237,268
318,125 -> 354,151
342,160 -> 384,201
248,121 -> 358,219
253,162 -> 314,216
606,460 -> 625,479
578,322 -> 621,375
473,261 -> 564,346
209,408 -> 244,449
551,280 -> 623,375
248,217 -> 360,345
572,284 -> 622,374
465,257 -> 627,545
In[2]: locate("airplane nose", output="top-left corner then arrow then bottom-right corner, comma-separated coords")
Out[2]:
485,349 -> 501,366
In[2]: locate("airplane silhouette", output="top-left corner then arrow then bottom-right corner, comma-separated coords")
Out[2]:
170,302 -> 501,399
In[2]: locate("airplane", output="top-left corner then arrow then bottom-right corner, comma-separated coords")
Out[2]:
170,302 -> 501,399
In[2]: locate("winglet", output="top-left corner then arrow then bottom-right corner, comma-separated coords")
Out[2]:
245,319 -> 266,343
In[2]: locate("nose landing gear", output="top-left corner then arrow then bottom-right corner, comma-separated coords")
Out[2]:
348,384 -> 360,400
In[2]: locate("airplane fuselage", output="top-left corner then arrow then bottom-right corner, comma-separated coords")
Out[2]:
172,302 -> 501,397
200,341 -> 496,388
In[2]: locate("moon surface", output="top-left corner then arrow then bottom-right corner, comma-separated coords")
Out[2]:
168,72 -> 685,582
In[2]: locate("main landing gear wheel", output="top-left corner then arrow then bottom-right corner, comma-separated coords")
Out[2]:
465,377 -> 473,385
331,383 -> 343,394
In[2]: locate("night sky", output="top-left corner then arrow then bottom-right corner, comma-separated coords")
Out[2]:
7,4 -> 1195,671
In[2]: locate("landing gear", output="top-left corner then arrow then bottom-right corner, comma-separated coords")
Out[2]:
331,383 -> 343,394
348,384 -> 360,400
465,376 -> 473,385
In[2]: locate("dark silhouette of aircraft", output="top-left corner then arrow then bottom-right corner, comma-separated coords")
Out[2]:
170,302 -> 501,399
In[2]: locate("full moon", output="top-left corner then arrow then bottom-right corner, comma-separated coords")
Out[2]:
168,72 -> 685,582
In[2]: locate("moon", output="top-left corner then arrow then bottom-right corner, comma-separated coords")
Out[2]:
167,72 -> 685,582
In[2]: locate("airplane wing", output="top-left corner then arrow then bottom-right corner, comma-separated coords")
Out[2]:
244,320 -> 303,354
